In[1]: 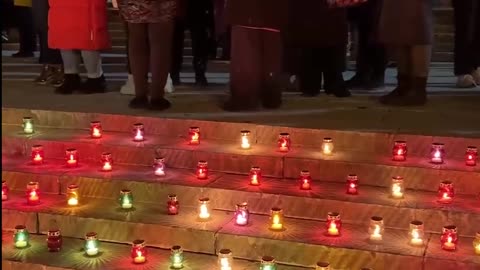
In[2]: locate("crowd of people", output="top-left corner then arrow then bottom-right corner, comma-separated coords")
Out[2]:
1,0 -> 479,111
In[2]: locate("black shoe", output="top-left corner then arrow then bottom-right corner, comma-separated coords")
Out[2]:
379,74 -> 409,104
149,97 -> 171,111
12,51 -> 34,58
80,74 -> 107,94
195,75 -> 209,87
171,73 -> 181,86
128,96 -> 149,109
55,74 -> 81,94
34,65 -> 54,85
381,77 -> 427,106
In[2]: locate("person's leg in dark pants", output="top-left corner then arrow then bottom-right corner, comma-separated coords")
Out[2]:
298,48 -> 322,97
120,20 -> 135,95
170,19 -> 185,85
190,21 -> 210,86
260,30 -> 282,109
12,5 -> 36,57
322,45 -> 351,97
220,26 -> 231,60
128,23 -> 150,108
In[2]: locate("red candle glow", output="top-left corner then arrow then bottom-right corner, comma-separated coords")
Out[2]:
299,170 -> 312,190
235,202 -> 249,226
167,194 -> 179,215
31,145 -> 44,165
90,121 -> 102,139
26,181 -> 40,205
131,239 -> 147,264
65,148 -> 78,168
278,133 -> 291,152
441,225 -> 458,251
47,229 -> 63,252
437,181 -> 454,204
466,146 -> 477,166
196,161 -> 208,179
326,212 -> 341,236
249,166 -> 261,186
101,152 -> 113,171
133,123 -> 145,142
346,174 -> 358,195
154,157 -> 166,176
2,181 -> 9,201
392,141 -> 407,161
430,143 -> 445,164
189,127 -> 200,145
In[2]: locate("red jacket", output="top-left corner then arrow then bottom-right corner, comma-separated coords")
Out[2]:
48,0 -> 111,50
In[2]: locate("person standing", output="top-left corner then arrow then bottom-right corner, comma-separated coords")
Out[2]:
452,0 -> 480,88
32,0 -> 63,86
11,0 -> 36,58
379,0 -> 433,106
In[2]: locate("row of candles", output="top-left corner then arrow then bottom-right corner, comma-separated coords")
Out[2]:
4,181 -> 479,254
21,117 -> 478,166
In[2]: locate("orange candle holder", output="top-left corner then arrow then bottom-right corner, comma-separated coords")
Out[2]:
198,197 -> 211,220
269,207 -> 284,231
241,130 -> 251,149
321,137 -> 334,155
391,176 -> 405,199
66,184 -> 79,206
368,216 -> 384,242
409,220 -> 425,246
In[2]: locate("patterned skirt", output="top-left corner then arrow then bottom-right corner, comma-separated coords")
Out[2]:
118,0 -> 177,23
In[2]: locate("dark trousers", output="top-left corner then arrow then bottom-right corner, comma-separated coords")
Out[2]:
230,26 -> 282,106
2,0 -> 14,30
348,0 -> 387,80
123,21 -> 131,73
32,0 -> 62,64
14,5 -> 36,53
452,0 -> 480,75
128,22 -> 174,99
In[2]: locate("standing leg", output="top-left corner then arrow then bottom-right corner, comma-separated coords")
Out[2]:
452,0 -> 476,87
323,45 -> 350,97
12,5 -> 36,57
79,50 -> 106,93
55,50 -> 81,94
127,23 -> 150,108
170,19 -> 185,85
260,30 -> 283,109
380,46 -> 410,102
120,20 -> 135,95
298,48 -> 322,97
190,20 -> 210,86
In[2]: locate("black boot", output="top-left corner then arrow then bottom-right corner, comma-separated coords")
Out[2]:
34,65 -> 54,85
324,72 -> 351,98
381,77 -> 427,106
379,74 -> 409,104
128,96 -> 149,109
194,59 -> 208,87
149,97 -> 171,111
55,74 -> 81,94
80,74 -> 107,94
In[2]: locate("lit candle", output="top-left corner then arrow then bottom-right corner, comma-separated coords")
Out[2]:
196,161 -> 208,179
14,225 -> 29,248
84,232 -> 100,256
101,152 -> 113,171
270,207 -> 284,231
218,249 -> 233,270
392,140 -> 407,161
198,197 -> 211,220
131,239 -> 147,264
119,189 -> 133,209
90,121 -> 102,139
299,170 -> 312,190
441,225 -> 458,251
346,174 -> 358,195
249,166 -> 261,186
368,216 -> 384,242
277,133 -> 291,152
167,194 -> 179,215
26,181 -> 40,205
391,176 -> 404,199
65,148 -> 78,168
316,262 -> 331,270
2,180 -> 9,201
189,127 -> 200,145
430,143 -> 445,164
47,229 -> 63,252
154,157 -> 166,176
326,212 -> 341,236
235,202 -> 249,226
133,123 -> 145,142
321,137 -> 334,155
170,245 -> 184,269
31,145 -> 44,165
473,232 -> 480,255
22,117 -> 34,134
466,146 -> 477,166
260,256 -> 276,270
409,220 -> 424,246
241,130 -> 251,149
66,184 -> 79,206
437,181 -> 454,204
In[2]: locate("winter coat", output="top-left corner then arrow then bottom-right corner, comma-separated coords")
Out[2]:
48,0 -> 111,50
378,0 -> 434,45
118,0 -> 177,23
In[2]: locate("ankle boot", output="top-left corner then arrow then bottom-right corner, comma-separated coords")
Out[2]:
80,74 -> 107,94
49,65 -> 64,87
34,65 -> 54,85
380,73 -> 409,104
55,74 -> 81,94
382,77 -> 427,106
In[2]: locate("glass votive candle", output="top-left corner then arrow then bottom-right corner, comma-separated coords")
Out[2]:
473,232 -> 480,255
170,245 -> 184,269
26,181 -> 40,205
154,157 -> 166,176
241,130 -> 251,149
315,262 -> 331,270
131,239 -> 147,264
167,194 -> 179,215
321,137 -> 334,155
437,181 -> 454,204
90,121 -> 102,138
119,189 -> 133,209
390,176 -> 404,199
31,144 -> 44,165
430,143 -> 445,164
2,180 -> 9,201
65,148 -> 79,168
101,152 -> 113,171
299,170 -> 312,190
218,248 -> 233,270
260,256 -> 276,270
346,174 -> 359,195
196,160 -> 208,179
269,207 -> 284,231
235,202 -> 249,226
189,127 -> 200,145
249,166 -> 261,186
326,212 -> 342,237
409,220 -> 425,246
392,140 -> 407,161
441,225 -> 458,251
368,216 -> 384,242
466,146 -> 477,166
66,184 -> 79,206
84,232 -> 100,256
132,123 -> 145,142
198,197 -> 211,220
278,133 -> 291,152
47,229 -> 62,252
22,117 -> 34,134
14,225 -> 29,248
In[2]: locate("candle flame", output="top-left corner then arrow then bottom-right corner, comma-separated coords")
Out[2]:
434,150 -> 441,158
373,225 -> 381,236
397,149 -> 403,155
273,214 -> 280,225
447,236 -> 452,243
330,221 -> 337,229
103,162 -> 112,171
350,183 -> 356,188
220,257 -> 231,270
192,133 -> 199,141
68,197 -> 78,206
136,250 -> 142,257
281,140 -> 287,148
199,204 -> 210,219
241,136 -> 250,149
34,154 -> 42,161
69,154 -> 74,161
412,230 -> 419,239
134,129 -> 143,140
442,192 -> 449,199
93,128 -> 100,137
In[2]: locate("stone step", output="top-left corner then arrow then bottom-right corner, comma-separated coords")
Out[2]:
1,231 -> 308,270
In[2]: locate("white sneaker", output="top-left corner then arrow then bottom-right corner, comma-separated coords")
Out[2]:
471,68 -> 480,86
456,74 -> 476,88
165,73 -> 174,93
120,74 -> 135,95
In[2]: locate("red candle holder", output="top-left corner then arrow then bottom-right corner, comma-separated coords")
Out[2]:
441,225 -> 458,251
188,127 -> 200,145
196,161 -> 208,179
249,166 -> 261,186
101,152 -> 113,171
392,141 -> 407,161
26,181 -> 40,205
2,181 -> 9,201
154,157 -> 166,176
131,239 -> 147,264
47,229 -> 62,252
465,146 -> 477,166
167,194 -> 179,215
90,121 -> 102,139
278,133 -> 291,152
430,143 -> 445,164
65,148 -> 78,168
235,202 -> 249,226
31,145 -> 44,165
346,174 -> 358,195
299,170 -> 312,190
437,181 -> 454,204
326,212 -> 342,237
132,123 -> 145,142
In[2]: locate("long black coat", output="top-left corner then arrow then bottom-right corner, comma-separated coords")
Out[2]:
378,0 -> 433,45
226,0 -> 288,30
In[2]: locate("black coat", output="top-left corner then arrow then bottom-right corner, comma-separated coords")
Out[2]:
226,0 -> 288,30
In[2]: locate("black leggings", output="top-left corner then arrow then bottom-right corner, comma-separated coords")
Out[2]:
128,22 -> 173,99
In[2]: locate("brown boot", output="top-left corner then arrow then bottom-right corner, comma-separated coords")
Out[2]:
34,65 -> 54,85
381,77 -> 427,106
49,65 -> 65,87
379,73 -> 409,104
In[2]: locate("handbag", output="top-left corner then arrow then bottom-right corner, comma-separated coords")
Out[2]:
326,0 -> 368,8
